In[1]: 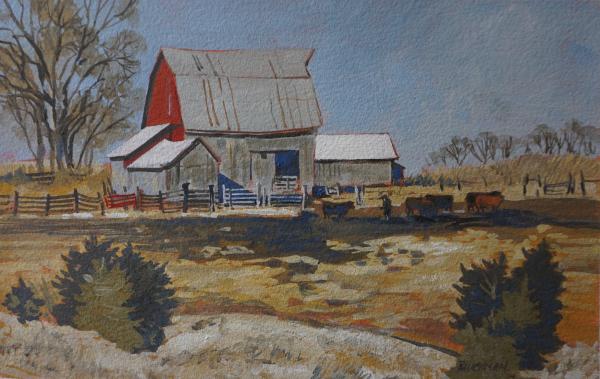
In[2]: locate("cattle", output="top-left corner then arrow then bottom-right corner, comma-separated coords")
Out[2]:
465,191 -> 503,213
405,197 -> 437,217
424,194 -> 453,213
321,199 -> 354,218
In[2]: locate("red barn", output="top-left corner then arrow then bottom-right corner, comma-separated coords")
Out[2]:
109,47 -> 322,194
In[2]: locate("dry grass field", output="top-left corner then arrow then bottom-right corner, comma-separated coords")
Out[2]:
0,215 -> 597,355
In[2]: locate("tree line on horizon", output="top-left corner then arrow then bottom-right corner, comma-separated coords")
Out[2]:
427,120 -> 600,168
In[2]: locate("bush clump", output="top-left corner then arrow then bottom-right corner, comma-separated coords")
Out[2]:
3,278 -> 44,324
448,241 -> 565,377
52,236 -> 177,352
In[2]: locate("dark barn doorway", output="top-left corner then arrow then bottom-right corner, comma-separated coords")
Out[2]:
275,150 -> 300,177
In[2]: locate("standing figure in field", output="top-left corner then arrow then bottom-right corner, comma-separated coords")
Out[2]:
381,194 -> 392,221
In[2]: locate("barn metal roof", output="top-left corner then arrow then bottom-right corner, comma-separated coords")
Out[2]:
161,48 -> 313,78
107,124 -> 172,159
315,134 -> 399,161
127,139 -> 199,171
160,48 -> 322,134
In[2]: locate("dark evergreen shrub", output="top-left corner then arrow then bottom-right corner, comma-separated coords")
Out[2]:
52,236 -> 177,352
450,253 -> 509,330
52,236 -> 119,325
449,241 -> 566,374
510,240 -> 565,370
3,278 -> 44,324
120,243 -> 177,352
447,323 -> 520,379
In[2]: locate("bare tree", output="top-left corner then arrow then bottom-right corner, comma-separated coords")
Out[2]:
529,124 -> 558,154
561,120 -> 584,154
470,132 -> 498,165
428,148 -> 449,167
0,0 -> 145,171
498,135 -> 517,160
444,136 -> 472,167
579,125 -> 600,156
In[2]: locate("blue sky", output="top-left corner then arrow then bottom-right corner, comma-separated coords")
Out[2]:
137,0 -> 600,171
3,0 -> 600,172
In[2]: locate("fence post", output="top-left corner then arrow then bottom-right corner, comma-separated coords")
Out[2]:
523,175 -> 528,197
580,171 -> 586,196
158,190 -> 164,213
267,187 -> 271,207
209,185 -> 215,212
135,187 -> 141,210
182,183 -> 189,213
256,182 -> 260,207
354,185 -> 359,205
537,175 -> 542,188
568,173 -> 574,194
457,178 -> 462,191
13,191 -> 18,216
543,179 -> 547,195
97,192 -> 105,216
302,185 -> 307,210
73,188 -> 79,213
228,187 -> 233,209
439,176 -> 444,192
45,194 -> 51,216
222,184 -> 226,206
262,186 -> 267,207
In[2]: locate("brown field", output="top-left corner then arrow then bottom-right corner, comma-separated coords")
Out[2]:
0,205 -> 597,353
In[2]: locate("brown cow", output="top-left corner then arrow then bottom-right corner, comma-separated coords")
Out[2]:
465,191 -> 503,213
405,197 -> 436,217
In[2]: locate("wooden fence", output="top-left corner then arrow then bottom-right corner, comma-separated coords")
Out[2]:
223,185 -> 306,208
24,171 -> 55,184
2,189 -> 105,216
524,171 -> 599,197
135,186 -> 215,213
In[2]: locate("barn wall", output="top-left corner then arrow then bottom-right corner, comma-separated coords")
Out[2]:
201,133 -> 315,189
128,171 -> 167,194
314,160 -> 392,186
122,143 -> 219,194
110,160 -> 132,193
143,55 -> 185,140
169,145 -> 219,190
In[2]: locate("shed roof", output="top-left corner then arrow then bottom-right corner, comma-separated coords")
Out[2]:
108,124 -> 172,159
158,48 -> 322,134
127,139 -> 199,171
315,134 -> 399,161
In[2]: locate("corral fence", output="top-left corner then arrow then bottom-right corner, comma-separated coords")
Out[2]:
135,186 -> 215,213
222,184 -> 307,208
0,189 -> 105,216
523,171 -> 599,197
413,171 -> 598,198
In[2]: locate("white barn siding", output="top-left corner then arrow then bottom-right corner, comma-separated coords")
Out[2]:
128,171 -> 168,194
110,161 -> 132,193
176,146 -> 219,189
315,161 -> 392,187
200,134 -> 315,189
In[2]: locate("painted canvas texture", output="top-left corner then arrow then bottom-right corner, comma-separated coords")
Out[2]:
0,1 -> 598,378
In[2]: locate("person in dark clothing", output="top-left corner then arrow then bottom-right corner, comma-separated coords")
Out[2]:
380,194 -> 392,221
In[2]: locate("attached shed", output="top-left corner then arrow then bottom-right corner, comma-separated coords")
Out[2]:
314,134 -> 400,187
108,124 -> 219,194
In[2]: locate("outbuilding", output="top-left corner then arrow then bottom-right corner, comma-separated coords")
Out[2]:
314,133 -> 401,187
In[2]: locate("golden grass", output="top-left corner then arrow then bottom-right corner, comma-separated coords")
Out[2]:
0,222 -> 596,352
0,164 -> 110,197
